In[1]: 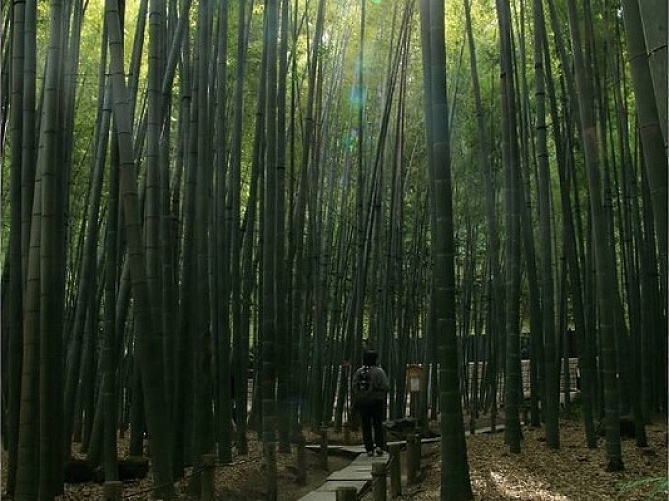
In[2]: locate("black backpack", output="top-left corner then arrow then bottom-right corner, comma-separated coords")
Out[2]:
354,366 -> 374,404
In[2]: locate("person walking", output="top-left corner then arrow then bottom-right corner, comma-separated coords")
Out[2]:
352,350 -> 389,456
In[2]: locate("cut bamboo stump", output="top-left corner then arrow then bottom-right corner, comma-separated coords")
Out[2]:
406,434 -> 420,485
296,433 -> 307,485
103,481 -> 122,501
265,443 -> 278,501
388,443 -> 401,498
320,425 -> 329,470
372,461 -> 387,501
412,433 -> 422,481
201,453 -> 216,501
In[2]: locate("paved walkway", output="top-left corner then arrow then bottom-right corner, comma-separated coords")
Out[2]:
298,423 -> 514,500
297,446 -> 390,501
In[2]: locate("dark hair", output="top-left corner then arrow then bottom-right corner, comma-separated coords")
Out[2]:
363,350 -> 378,366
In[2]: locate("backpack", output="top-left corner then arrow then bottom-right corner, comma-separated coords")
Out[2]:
354,366 -> 374,404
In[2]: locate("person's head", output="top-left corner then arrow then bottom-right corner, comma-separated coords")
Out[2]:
363,350 -> 378,366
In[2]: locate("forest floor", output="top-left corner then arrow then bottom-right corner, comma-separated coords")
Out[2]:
1,413 -> 666,500
360,413 -> 668,501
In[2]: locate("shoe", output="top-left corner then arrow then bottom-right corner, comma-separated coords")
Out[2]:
367,450 -> 374,457
375,447 -> 384,456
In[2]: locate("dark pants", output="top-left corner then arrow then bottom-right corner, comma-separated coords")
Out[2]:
358,401 -> 386,452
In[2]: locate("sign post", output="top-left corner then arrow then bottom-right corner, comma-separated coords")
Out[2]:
406,364 -> 423,418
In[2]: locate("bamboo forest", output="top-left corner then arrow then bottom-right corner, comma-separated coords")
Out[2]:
0,0 -> 666,499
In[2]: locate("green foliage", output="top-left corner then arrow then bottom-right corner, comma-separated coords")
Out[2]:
618,476 -> 668,500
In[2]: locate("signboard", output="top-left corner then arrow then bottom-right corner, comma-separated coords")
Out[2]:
406,364 -> 423,393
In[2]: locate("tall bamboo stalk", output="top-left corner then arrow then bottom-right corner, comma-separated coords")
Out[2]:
39,0 -> 65,495
420,0 -> 473,497
105,0 -> 175,493
6,0 -> 25,494
566,0 -> 624,471
262,0 -> 279,498
533,0 -> 558,449
496,0 -> 522,454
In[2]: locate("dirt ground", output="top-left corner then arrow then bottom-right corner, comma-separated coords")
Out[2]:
365,415 -> 667,501
1,428 -> 364,500
2,416 -> 666,500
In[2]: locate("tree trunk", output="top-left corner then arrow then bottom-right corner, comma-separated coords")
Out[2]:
565,0 -> 624,472
533,0 -> 559,449
6,0 -> 25,494
39,1 -> 65,495
262,0 -> 279,497
621,0 -> 667,306
419,0 -> 473,497
496,0 -> 522,454
636,0 -> 667,147
105,0 -> 175,494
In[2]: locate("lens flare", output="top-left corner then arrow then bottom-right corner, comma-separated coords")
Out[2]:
349,85 -> 365,110
343,128 -> 359,152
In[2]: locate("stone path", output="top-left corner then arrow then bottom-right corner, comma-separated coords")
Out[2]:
299,424 -> 519,500
297,445 -> 391,501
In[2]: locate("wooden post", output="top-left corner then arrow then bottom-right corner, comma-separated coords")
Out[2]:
411,433 -> 421,480
296,432 -> 307,485
522,402 -> 529,425
320,424 -> 329,470
103,481 -> 123,501
336,486 -> 358,501
406,434 -> 418,485
201,453 -> 216,501
372,461 -> 387,501
411,433 -> 422,482
388,443 -> 401,498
